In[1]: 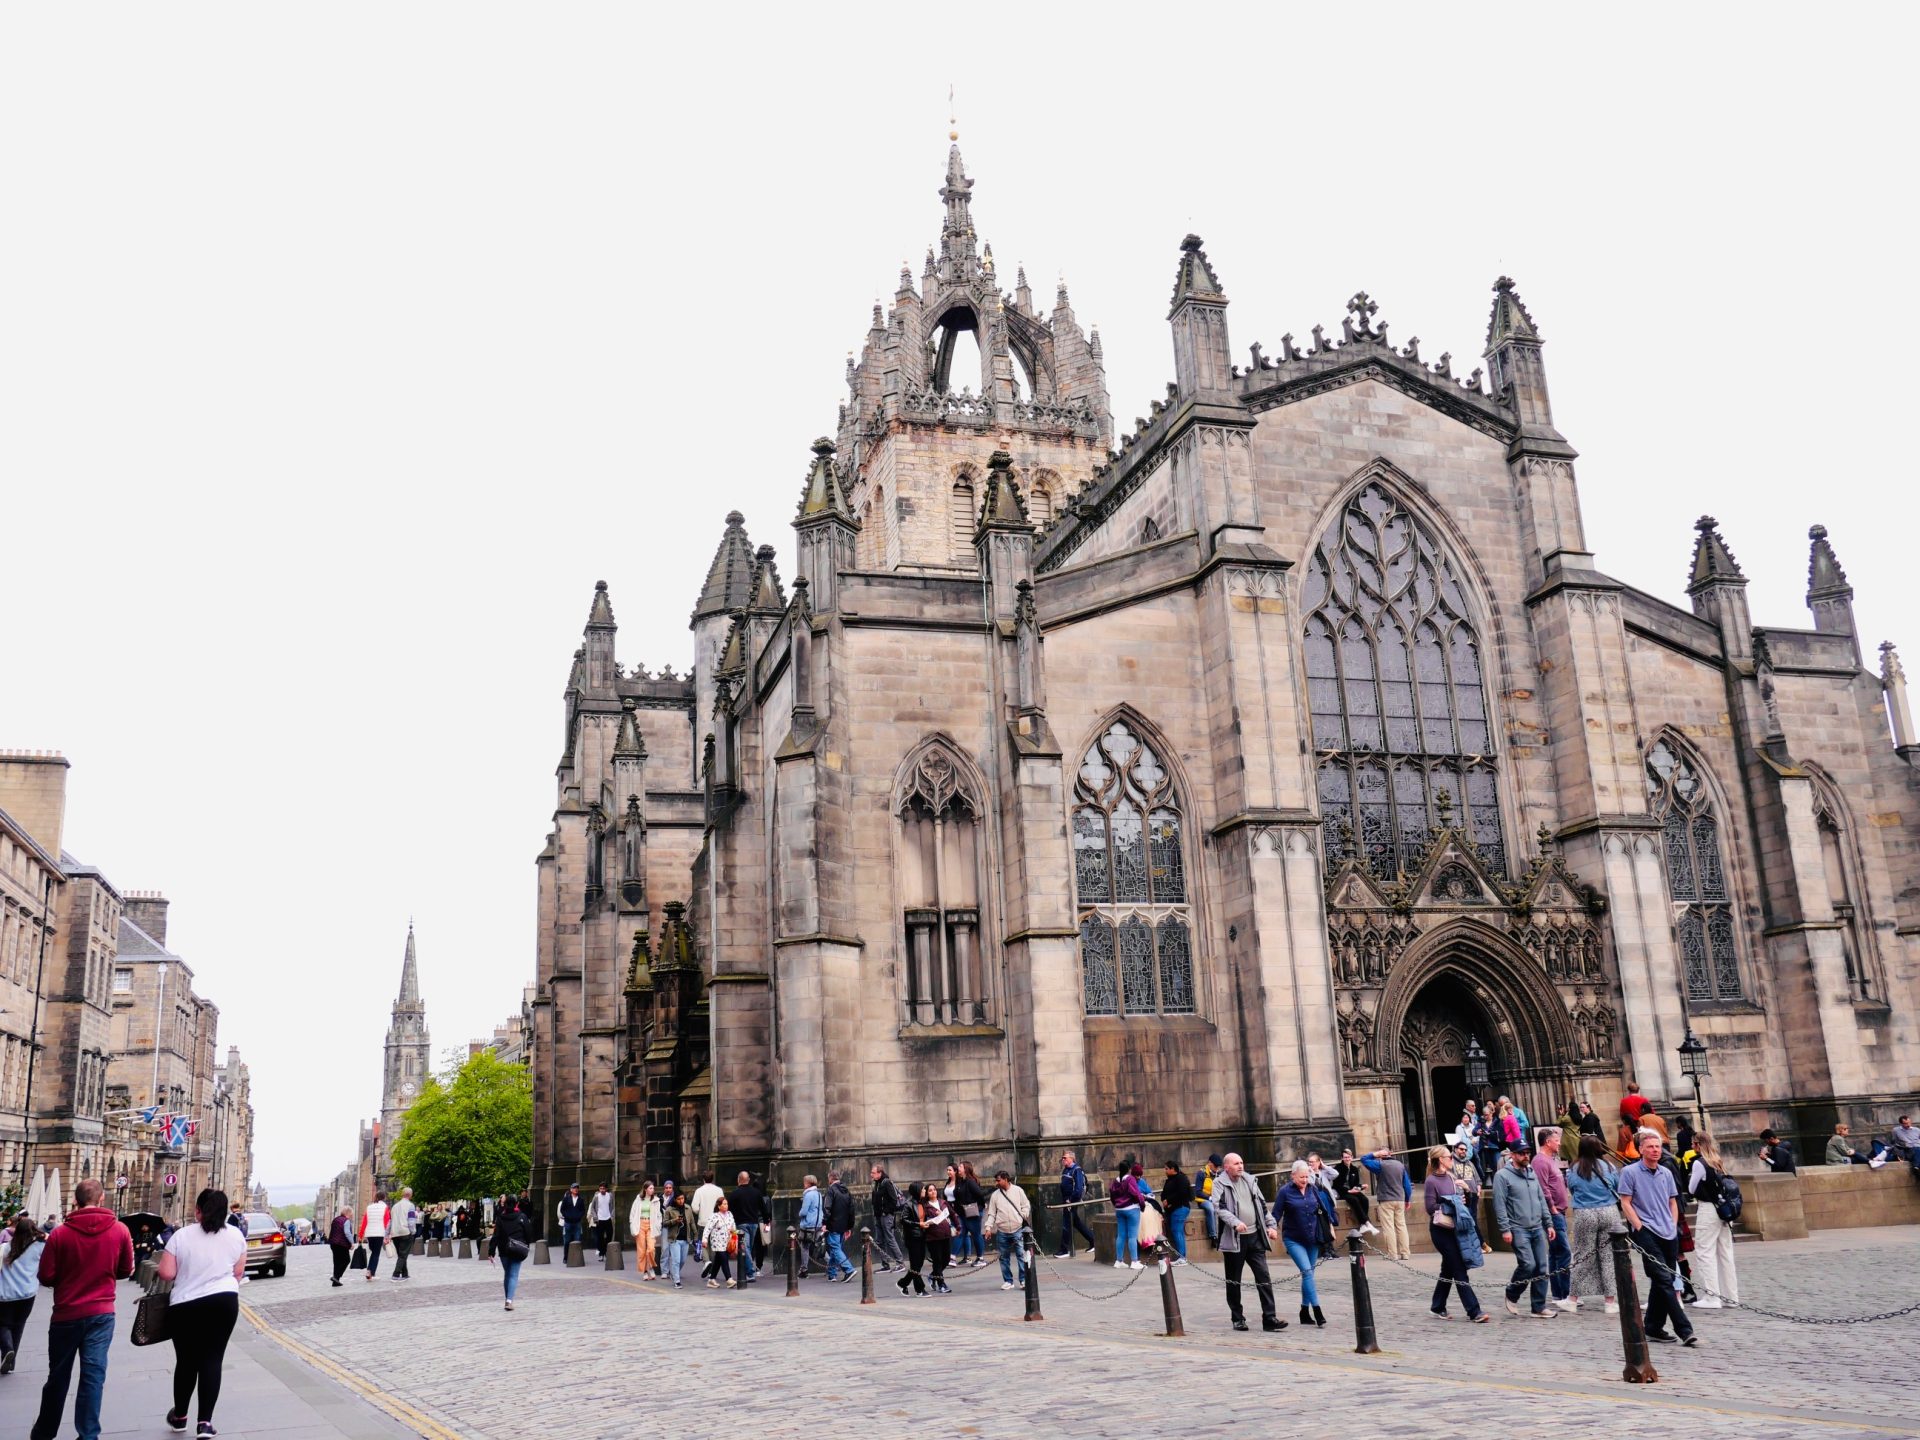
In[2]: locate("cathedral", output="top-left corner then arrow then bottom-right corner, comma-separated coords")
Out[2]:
525,142 -> 1919,1213
377,924 -> 430,1193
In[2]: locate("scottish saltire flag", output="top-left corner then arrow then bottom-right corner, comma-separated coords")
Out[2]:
138,1106 -> 161,1126
166,1116 -> 189,1148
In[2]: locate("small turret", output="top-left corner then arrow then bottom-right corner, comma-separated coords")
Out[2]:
583,581 -> 617,694
1806,524 -> 1859,663
1688,515 -> 1752,662
691,511 -> 757,732
793,437 -> 859,614
1168,234 -> 1231,396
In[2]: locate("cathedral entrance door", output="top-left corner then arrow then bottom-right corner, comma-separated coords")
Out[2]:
1396,975 -> 1494,1177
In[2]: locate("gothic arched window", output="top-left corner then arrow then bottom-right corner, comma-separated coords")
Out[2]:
1073,719 -> 1195,1016
897,742 -> 987,1025
1811,780 -> 1878,1002
951,473 -> 976,562
1307,483 -> 1505,879
1645,739 -> 1743,1002
1025,471 -> 1056,529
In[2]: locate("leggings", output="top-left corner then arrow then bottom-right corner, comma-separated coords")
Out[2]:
1429,1223 -> 1483,1318
900,1229 -> 928,1293
702,1252 -> 732,1283
928,1233 -> 951,1284
169,1293 -> 240,1425
0,1295 -> 33,1356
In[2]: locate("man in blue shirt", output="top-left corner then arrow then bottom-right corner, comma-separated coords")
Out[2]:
1053,1150 -> 1097,1259
1616,1131 -> 1697,1346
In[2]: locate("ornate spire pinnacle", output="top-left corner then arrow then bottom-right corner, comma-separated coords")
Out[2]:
716,607 -> 749,677
1688,515 -> 1746,591
1806,523 -> 1851,596
614,698 -> 646,759
1883,642 -> 1917,750
397,923 -> 421,1009
974,450 -> 1031,534
795,437 -> 857,524
1169,233 -> 1227,313
1485,275 -> 1541,349
691,511 -> 757,625
625,927 -> 653,994
749,544 -> 787,615
585,579 -> 616,630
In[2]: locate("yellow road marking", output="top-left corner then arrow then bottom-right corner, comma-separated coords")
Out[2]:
239,1302 -> 467,1440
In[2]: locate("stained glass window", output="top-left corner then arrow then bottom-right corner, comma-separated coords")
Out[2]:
1073,719 -> 1197,1016
1645,739 -> 1743,1001
1308,483 -> 1506,880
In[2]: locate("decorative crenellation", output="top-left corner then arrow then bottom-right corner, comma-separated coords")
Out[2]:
1238,291 -> 1490,397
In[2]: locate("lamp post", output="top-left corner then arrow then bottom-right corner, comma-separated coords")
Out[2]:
1677,1028 -> 1710,1131
1464,1035 -> 1489,1099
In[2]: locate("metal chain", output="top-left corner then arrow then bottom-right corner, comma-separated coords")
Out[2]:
1032,1248 -> 1153,1301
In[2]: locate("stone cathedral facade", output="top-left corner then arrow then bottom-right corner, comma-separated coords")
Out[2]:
526,144 -> 1920,1211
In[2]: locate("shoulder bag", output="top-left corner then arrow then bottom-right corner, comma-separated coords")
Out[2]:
350,1243 -> 368,1270
130,1278 -> 173,1347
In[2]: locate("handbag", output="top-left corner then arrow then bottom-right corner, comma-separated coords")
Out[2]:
130,1284 -> 172,1347
350,1243 -> 368,1270
502,1232 -> 530,1262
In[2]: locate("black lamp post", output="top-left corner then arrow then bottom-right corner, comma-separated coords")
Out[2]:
1677,1028 -> 1710,1130
1464,1035 -> 1489,1105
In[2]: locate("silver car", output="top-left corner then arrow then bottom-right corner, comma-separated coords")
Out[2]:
241,1211 -> 288,1277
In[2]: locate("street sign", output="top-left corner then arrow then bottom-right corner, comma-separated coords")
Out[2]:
115,1176 -> 128,1189
163,1173 -> 178,1188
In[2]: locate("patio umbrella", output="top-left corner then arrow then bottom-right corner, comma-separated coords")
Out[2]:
24,1165 -> 47,1223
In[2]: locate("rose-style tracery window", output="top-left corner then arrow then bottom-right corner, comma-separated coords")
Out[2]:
1072,720 -> 1195,1016
1307,483 -> 1505,879
1646,739 -> 1742,1002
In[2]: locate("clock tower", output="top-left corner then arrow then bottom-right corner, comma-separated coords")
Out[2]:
377,923 -> 432,1192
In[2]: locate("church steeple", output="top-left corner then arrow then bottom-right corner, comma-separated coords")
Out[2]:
397,923 -> 421,1009
378,922 -> 431,1190
938,143 -> 977,280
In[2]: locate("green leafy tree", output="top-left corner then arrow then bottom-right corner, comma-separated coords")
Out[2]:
389,1050 -> 532,1204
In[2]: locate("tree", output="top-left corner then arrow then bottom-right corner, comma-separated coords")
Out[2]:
389,1050 -> 532,1204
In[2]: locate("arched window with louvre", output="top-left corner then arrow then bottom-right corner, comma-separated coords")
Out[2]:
896,739 -> 988,1025
1645,737 -> 1744,1002
951,471 -> 977,563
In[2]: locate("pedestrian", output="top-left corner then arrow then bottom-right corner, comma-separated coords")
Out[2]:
953,1162 -> 987,1266
1195,1155 -> 1223,1249
1360,1147 -> 1412,1260
1576,1099 -> 1606,1142
591,1183 -> 615,1254
1889,1115 -> 1920,1167
1107,1161 -> 1145,1270
896,1183 -> 929,1296
156,1187 -> 247,1437
921,1183 -> 954,1294
659,1185 -> 689,1287
487,1196 -> 535,1311
1304,1154 -> 1337,1259
1616,1130 -> 1698,1347
1533,1127 -> 1575,1311
727,1171 -> 766,1284
868,1164 -> 905,1272
985,1171 -> 1032,1290
326,1206 -> 354,1286
557,1183 -> 586,1253
0,1213 -> 46,1375
1685,1131 -> 1740,1310
1213,1152 -> 1285,1332
1565,1134 -> 1623,1315
1160,1162 -> 1194,1261
700,1198 -> 737,1289
358,1192 -> 390,1281
27,1178 -> 134,1440
1277,1160 -> 1329,1328
1826,1122 -> 1867,1166
1450,1142 -> 1482,1204
1491,1144 -> 1555,1320
389,1187 -> 420,1280
824,1172 -> 858,1283
226,1201 -> 247,1238
1054,1150 -> 1097,1259
1422,1145 -> 1488,1322
1759,1128 -> 1797,1173
1332,1148 -> 1375,1238
795,1175 -> 824,1278
629,1182 -> 661,1280
689,1173 -> 723,1261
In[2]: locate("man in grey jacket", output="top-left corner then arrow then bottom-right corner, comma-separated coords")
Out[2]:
389,1187 -> 421,1280
1491,1144 -> 1556,1318
1212,1154 -> 1286,1332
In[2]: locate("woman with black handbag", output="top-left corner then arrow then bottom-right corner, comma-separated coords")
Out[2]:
326,1206 -> 355,1287
155,1188 -> 247,1437
488,1197 -> 535,1312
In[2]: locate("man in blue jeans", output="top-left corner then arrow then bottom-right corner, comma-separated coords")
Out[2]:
823,1173 -> 857,1282
31,1177 -> 134,1440
985,1171 -> 1033,1288
1534,1126 -> 1576,1310
1491,1143 -> 1556,1319
557,1183 -> 586,1251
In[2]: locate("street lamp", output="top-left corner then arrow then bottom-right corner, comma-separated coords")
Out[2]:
1464,1035 -> 1489,1096
1677,1028 -> 1710,1131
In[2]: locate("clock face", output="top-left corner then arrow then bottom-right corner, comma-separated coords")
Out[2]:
400,1082 -> 416,1099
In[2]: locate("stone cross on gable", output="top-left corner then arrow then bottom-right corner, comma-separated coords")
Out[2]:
1347,291 -> 1379,338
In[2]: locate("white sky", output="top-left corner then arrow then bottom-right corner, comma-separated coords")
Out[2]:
4,7 -> 1912,1192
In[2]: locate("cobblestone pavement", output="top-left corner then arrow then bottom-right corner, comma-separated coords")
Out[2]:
232,1228 -> 1920,1440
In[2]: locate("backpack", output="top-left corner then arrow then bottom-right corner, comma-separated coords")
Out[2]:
1712,1170 -> 1743,1223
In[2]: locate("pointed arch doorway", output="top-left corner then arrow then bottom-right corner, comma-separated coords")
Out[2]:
1396,975 -> 1497,1158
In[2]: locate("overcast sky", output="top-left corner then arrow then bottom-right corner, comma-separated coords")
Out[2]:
4,8 -> 1912,1192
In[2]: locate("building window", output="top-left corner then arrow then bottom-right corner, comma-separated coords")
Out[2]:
1073,719 -> 1195,1016
1025,471 -> 1055,529
896,741 -> 987,1025
1646,738 -> 1743,1002
1813,793 -> 1877,1002
1307,482 -> 1505,880
951,473 -> 976,562
113,967 -> 133,994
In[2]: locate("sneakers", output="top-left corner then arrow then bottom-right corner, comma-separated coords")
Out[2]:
1530,1308 -> 1557,1320
1681,1334 -> 1701,1347
1171,1257 -> 1187,1266
1428,1308 -> 1450,1320
1114,1260 -> 1127,1269
197,1425 -> 218,1439
1128,1260 -> 1143,1270
166,1412 -> 187,1432
706,1279 -> 720,1289
1645,1329 -> 1676,1344
1553,1298 -> 1578,1312
504,1300 -> 514,1311
1604,1299 -> 1620,1316
1360,1222 -> 1380,1236
1052,1252 -> 1071,1260
1001,1281 -> 1018,1291
1504,1298 -> 1521,1317
726,1280 -> 738,1289
1231,1317 -> 1249,1331
1692,1298 -> 1723,1309
0,1348 -> 16,1374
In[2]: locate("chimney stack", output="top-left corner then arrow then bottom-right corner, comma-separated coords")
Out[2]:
125,890 -> 170,946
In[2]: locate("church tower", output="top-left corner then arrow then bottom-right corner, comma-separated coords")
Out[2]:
377,924 -> 431,1191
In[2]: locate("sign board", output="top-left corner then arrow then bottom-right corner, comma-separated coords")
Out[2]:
164,1173 -> 178,1188
115,1176 -> 129,1189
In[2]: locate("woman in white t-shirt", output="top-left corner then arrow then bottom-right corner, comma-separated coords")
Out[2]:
358,1195 -> 391,1281
155,1188 -> 247,1436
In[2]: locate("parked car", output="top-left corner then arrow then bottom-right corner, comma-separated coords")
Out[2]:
241,1211 -> 288,1277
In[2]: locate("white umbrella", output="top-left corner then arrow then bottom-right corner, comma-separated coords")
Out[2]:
47,1167 -> 64,1219
24,1165 -> 47,1223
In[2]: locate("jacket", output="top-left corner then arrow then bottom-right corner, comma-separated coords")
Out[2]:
389,1199 -> 420,1238
825,1182 -> 856,1233
629,1195 -> 662,1232
487,1208 -> 534,1260
704,1212 -> 736,1253
871,1174 -> 900,1217
359,1202 -> 389,1240
729,1184 -> 767,1227
984,1184 -> 1031,1235
558,1191 -> 587,1224
37,1208 -> 134,1323
1107,1175 -> 1143,1211
1491,1162 -> 1551,1234
1060,1163 -> 1087,1204
328,1214 -> 354,1247
952,1174 -> 985,1217
1160,1172 -> 1195,1209
1826,1134 -> 1858,1165
1275,1181 -> 1330,1247
796,1185 -> 823,1229
0,1240 -> 46,1302
1212,1173 -> 1272,1254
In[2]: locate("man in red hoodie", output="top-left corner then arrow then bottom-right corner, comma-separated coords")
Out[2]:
31,1177 -> 134,1440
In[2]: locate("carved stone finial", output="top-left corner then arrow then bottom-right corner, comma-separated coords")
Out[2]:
1434,789 -> 1455,826
1345,291 -> 1379,339
1882,640 -> 1907,685
1537,822 -> 1555,851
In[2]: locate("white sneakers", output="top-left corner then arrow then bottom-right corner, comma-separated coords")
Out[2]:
1692,1297 -> 1723,1309
1114,1260 -> 1126,1269
1603,1299 -> 1620,1315
1360,1222 -> 1380,1236
1001,1281 -> 1017,1290
1553,1298 -> 1579,1312
1129,1260 -> 1143,1270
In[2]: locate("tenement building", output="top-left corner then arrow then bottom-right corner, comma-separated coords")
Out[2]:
526,143 -> 1919,1211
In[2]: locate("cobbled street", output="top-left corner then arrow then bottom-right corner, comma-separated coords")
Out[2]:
204,1226 -> 1920,1439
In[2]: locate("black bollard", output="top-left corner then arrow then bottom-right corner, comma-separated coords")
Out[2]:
786,1226 -> 800,1296
1154,1238 -> 1183,1337
1023,1229 -> 1044,1323
1347,1235 -> 1380,1354
1611,1229 -> 1658,1384
860,1227 -> 876,1305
